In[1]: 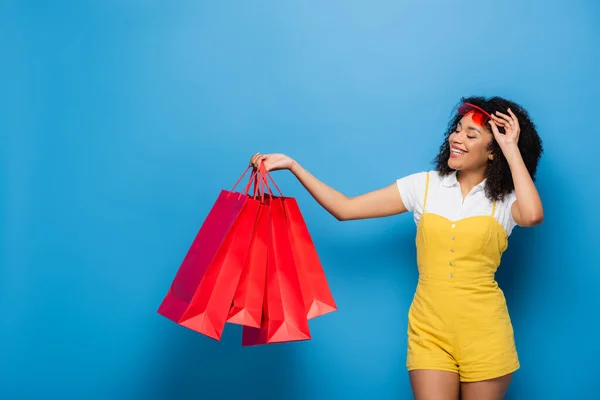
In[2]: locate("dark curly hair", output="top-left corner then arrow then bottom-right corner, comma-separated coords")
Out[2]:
434,96 -> 543,202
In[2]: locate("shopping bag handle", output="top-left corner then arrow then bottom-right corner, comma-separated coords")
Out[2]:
260,163 -> 283,197
227,162 -> 283,200
257,163 -> 273,198
256,162 -> 286,198
230,166 -> 252,193
227,166 -> 260,201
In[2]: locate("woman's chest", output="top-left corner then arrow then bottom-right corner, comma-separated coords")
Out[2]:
424,186 -> 495,221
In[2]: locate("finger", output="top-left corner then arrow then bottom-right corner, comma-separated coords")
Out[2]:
494,115 -> 514,130
251,154 -> 263,167
488,119 -> 502,137
490,114 -> 510,127
259,155 -> 270,169
507,108 -> 520,128
494,111 -> 514,125
491,116 -> 513,132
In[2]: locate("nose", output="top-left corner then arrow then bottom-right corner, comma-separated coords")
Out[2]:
451,131 -> 464,143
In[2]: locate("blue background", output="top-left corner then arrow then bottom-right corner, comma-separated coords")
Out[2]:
2,0 -> 599,399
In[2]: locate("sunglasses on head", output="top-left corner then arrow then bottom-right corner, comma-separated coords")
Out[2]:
457,102 -> 505,134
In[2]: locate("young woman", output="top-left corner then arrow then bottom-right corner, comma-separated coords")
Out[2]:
249,96 -> 544,400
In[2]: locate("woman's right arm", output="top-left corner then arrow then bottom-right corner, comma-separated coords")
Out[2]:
250,153 -> 408,221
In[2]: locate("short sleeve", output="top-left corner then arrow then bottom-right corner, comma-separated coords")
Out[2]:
396,171 -> 428,223
496,191 -> 518,235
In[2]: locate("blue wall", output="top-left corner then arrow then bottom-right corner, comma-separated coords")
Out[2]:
2,1 -> 599,398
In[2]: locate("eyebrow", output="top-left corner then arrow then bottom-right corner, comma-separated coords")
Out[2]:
458,121 -> 481,135
467,126 -> 482,135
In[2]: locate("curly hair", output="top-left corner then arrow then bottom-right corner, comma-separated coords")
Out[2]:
434,96 -> 543,202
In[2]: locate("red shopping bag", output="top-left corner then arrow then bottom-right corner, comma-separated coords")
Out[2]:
157,167 -> 261,340
241,178 -> 312,345
282,197 -> 337,319
178,196 -> 260,340
226,196 -> 270,328
260,171 -> 337,320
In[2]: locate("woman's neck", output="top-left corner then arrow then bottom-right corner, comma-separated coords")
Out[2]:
456,168 -> 486,199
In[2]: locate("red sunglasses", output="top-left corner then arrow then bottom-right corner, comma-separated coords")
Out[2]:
457,102 -> 506,134
457,102 -> 493,126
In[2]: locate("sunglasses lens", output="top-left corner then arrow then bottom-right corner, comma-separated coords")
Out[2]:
458,104 -> 490,126
471,111 -> 488,126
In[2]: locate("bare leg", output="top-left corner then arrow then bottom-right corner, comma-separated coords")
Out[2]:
460,373 -> 513,400
409,369 -> 460,400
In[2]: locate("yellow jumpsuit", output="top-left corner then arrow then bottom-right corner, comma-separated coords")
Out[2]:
406,173 -> 520,382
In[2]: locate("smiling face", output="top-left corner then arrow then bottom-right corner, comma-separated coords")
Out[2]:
447,112 -> 494,172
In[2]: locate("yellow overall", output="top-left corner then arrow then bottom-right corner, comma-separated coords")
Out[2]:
406,173 -> 520,382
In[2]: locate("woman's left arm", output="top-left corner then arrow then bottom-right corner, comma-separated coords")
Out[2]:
489,109 -> 544,227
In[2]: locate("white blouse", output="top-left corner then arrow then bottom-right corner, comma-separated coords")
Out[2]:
396,170 -> 519,236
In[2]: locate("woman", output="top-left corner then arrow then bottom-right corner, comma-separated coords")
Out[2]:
249,96 -> 544,400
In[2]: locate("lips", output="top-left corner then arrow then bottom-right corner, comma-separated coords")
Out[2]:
450,145 -> 467,158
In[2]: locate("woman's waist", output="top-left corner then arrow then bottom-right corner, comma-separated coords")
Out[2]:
417,261 -> 499,282
417,253 -> 501,269
416,274 -> 502,292
411,279 -> 508,314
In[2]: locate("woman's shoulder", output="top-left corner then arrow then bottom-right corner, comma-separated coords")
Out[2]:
398,169 -> 441,181
427,170 -> 443,182
396,169 -> 445,193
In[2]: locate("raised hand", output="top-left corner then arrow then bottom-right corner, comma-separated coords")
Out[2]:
488,108 -> 521,153
249,153 -> 295,172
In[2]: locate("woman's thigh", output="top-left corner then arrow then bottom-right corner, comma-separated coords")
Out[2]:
409,369 -> 460,400
460,373 -> 513,400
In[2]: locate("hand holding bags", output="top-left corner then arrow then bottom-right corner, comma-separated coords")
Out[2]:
158,163 -> 337,345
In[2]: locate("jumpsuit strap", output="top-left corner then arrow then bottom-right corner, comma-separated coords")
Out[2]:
491,200 -> 497,217
423,172 -> 430,213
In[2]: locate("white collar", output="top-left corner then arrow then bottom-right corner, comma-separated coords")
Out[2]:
441,170 -> 487,192
441,171 -> 459,187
